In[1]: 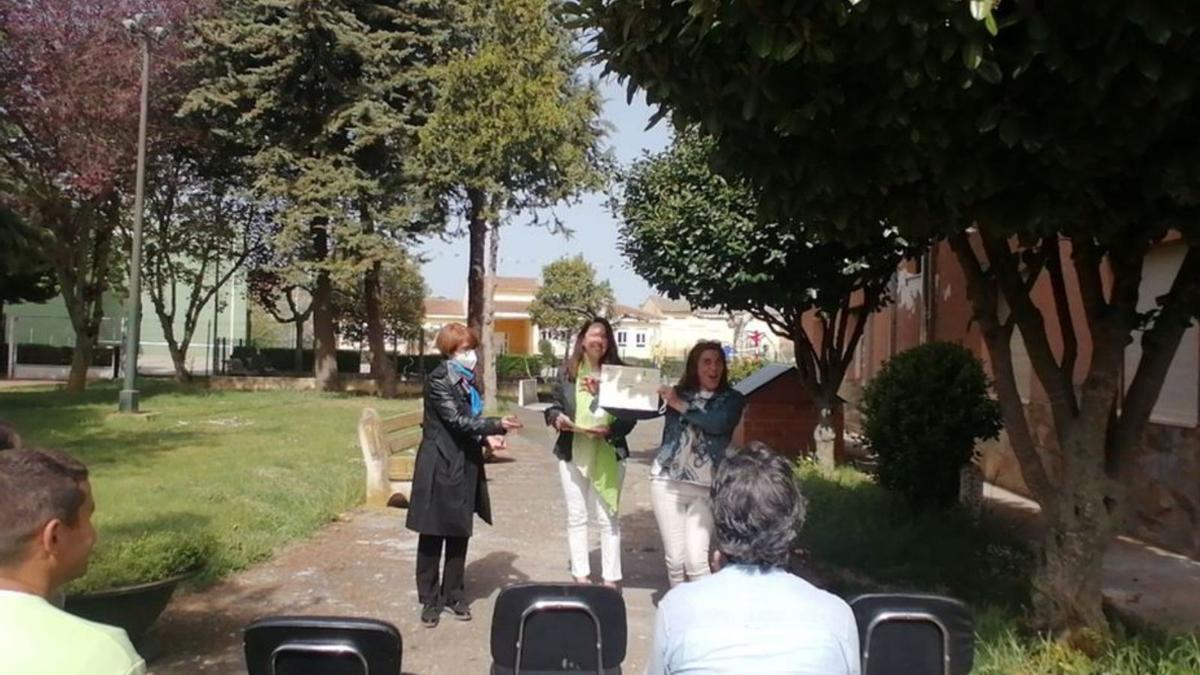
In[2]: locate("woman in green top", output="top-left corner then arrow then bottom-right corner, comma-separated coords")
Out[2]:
544,318 -> 637,588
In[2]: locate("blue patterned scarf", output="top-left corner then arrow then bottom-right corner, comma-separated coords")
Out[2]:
449,361 -> 484,417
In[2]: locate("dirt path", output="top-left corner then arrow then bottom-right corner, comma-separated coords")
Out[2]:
149,408 -> 669,674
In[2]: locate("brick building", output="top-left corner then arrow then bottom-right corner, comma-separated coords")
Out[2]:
841,238 -> 1200,557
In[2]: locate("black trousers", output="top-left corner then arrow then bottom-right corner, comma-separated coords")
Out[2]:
416,534 -> 469,606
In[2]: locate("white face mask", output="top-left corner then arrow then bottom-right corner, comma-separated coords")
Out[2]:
453,349 -> 478,371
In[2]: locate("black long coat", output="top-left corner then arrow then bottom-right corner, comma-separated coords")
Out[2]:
405,362 -> 504,538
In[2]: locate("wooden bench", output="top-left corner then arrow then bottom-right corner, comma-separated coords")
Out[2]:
358,407 -> 423,508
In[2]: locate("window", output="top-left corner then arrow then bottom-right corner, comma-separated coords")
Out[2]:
616,331 -> 627,347
1124,244 -> 1198,427
635,332 -> 647,347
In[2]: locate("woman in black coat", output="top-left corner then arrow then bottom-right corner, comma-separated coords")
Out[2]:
406,322 -> 521,627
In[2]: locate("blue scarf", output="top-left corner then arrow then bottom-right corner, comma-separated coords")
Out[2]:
449,361 -> 484,417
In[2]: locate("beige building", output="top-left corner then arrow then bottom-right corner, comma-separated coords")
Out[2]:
632,296 -> 791,361
421,277 -> 541,355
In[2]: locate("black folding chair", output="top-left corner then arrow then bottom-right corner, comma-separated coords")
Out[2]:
490,583 -> 626,675
243,616 -> 402,675
849,593 -> 974,675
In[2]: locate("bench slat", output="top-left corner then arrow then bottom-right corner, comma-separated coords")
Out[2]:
385,429 -> 422,455
388,452 -> 417,481
379,410 -> 423,435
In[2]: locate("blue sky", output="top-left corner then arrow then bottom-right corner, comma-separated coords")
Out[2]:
416,68 -> 673,307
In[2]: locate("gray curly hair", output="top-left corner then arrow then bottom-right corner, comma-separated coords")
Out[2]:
710,442 -> 807,568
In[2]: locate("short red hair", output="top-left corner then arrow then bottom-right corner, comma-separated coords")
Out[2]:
435,323 -> 478,357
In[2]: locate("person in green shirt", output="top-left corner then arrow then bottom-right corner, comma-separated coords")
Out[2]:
0,449 -> 146,675
545,318 -> 638,589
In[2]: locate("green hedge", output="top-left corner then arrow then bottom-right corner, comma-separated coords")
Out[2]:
392,354 -> 545,380
230,346 -> 361,373
227,349 -> 546,380
623,356 -> 686,380
11,343 -> 116,367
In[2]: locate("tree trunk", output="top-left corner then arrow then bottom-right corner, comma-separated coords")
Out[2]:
294,319 -> 305,372
161,320 -> 192,383
1033,453 -> 1113,647
482,217 -> 499,410
948,231 -> 1117,642
365,261 -> 398,398
312,271 -> 338,391
311,221 -> 339,392
67,329 -> 95,392
167,342 -> 192,383
811,390 -> 840,470
418,328 -> 427,381
466,189 -> 487,342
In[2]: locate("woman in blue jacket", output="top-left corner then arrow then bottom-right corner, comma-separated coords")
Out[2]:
651,340 -> 746,587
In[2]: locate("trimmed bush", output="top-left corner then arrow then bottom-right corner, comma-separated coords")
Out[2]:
860,341 -> 1002,511
229,346 -> 361,374
68,531 -> 216,594
496,354 -> 542,379
727,356 -> 764,385
13,344 -> 116,367
624,356 -> 685,380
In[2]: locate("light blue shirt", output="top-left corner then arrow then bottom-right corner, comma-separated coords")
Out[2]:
646,565 -> 861,675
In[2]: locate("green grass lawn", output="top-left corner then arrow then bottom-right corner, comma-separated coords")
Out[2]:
1,380 -> 418,591
797,464 -> 1200,674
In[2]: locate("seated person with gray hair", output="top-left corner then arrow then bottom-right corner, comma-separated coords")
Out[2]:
646,442 -> 861,675
0,449 -> 147,675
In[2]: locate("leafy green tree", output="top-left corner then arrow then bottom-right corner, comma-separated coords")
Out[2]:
416,0 -> 609,406
141,151 -> 265,382
335,248 -> 427,354
577,0 -> 1200,639
183,0 -> 456,394
529,255 -> 614,358
619,130 -> 913,459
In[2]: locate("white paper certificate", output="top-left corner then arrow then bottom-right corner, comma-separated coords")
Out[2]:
598,365 -> 662,411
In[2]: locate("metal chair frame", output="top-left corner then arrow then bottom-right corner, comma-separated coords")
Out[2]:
268,641 -> 371,675
862,610 -> 952,675
513,599 -> 605,675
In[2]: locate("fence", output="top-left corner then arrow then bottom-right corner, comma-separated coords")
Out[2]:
2,313 -> 245,380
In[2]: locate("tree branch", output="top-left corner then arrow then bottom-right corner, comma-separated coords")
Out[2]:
1072,237 -> 1107,339
981,227 -> 1079,420
1043,236 -> 1078,383
949,232 -> 1055,502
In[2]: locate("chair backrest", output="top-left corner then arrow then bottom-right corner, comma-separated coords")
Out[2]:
849,594 -> 974,675
490,583 -> 627,675
243,616 -> 402,675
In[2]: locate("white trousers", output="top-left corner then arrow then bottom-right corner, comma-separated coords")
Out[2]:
558,459 -> 624,582
650,479 -> 714,587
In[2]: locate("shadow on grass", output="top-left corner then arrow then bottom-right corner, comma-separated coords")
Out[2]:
795,464 -> 1034,612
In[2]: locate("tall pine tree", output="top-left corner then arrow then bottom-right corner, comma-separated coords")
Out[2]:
183,0 -> 454,393
416,0 -> 609,408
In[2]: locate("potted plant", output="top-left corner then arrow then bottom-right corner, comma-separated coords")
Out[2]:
64,531 -> 215,644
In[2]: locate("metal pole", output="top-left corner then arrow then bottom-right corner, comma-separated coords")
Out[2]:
6,316 -> 16,379
119,35 -> 150,413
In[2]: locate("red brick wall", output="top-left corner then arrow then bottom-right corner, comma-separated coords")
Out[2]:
841,238 -> 1200,557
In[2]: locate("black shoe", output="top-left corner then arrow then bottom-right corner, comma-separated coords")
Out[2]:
444,600 -> 472,621
420,603 -> 440,627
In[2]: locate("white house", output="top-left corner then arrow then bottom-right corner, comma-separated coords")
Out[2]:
637,296 -> 791,361
608,304 -> 662,361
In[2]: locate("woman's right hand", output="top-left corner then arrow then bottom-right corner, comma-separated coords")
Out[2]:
501,415 -> 524,431
553,414 -> 575,433
582,375 -> 600,396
